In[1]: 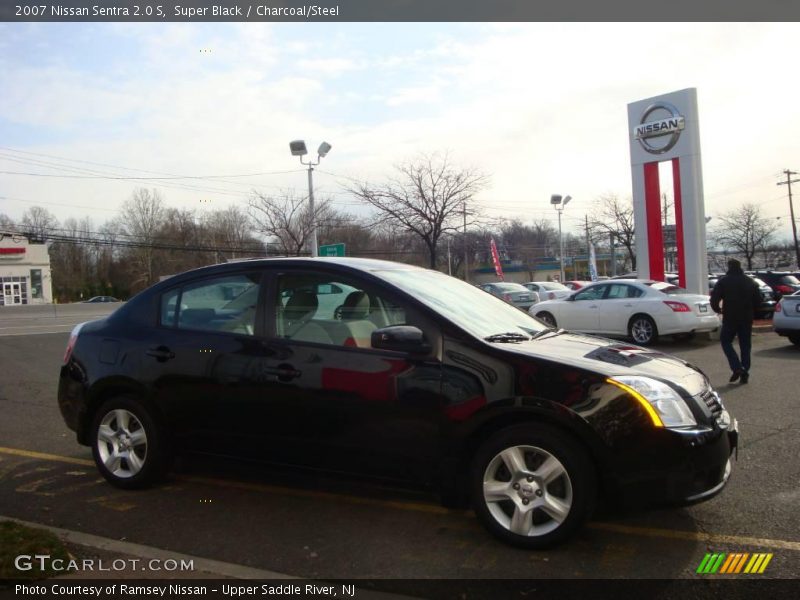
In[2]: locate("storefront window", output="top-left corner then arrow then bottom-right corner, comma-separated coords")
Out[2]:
30,269 -> 43,299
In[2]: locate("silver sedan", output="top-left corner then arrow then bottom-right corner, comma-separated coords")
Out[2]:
773,291 -> 800,346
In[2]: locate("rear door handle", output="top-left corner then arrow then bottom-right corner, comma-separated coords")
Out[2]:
265,363 -> 301,383
146,346 -> 175,362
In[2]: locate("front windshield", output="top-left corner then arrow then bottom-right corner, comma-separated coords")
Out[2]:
379,269 -> 547,338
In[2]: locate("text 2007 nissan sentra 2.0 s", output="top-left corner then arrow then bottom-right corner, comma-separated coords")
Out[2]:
58,258 -> 738,548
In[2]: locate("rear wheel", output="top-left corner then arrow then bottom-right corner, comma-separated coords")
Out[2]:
470,424 -> 595,549
629,314 -> 658,346
91,396 -> 170,489
536,312 -> 557,328
789,333 -> 800,347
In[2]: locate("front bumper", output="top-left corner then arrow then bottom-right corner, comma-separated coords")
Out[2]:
612,414 -> 738,506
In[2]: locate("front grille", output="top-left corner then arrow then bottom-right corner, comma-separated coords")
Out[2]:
702,390 -> 723,418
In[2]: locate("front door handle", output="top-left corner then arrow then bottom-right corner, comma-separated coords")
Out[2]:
146,346 -> 175,362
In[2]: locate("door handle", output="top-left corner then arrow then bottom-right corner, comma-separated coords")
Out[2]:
624,303 -> 633,307
265,363 -> 301,383
146,346 -> 175,362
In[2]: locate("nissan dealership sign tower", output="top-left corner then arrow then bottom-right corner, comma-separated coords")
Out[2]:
627,88 -> 707,294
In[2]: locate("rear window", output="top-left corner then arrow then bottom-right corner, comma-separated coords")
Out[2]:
539,282 -> 569,291
647,281 -> 687,295
494,283 -> 529,292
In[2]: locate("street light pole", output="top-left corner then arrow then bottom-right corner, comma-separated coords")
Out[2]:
551,194 -> 572,282
290,140 -> 332,258
306,164 -> 318,257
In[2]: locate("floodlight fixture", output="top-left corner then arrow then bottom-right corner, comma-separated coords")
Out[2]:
317,142 -> 332,157
289,140 -> 308,157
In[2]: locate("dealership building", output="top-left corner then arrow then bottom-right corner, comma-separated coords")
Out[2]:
0,231 -> 53,306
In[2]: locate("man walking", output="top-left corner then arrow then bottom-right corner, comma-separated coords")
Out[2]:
710,259 -> 762,383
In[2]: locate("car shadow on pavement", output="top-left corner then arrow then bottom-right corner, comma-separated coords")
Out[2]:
754,344 -> 800,359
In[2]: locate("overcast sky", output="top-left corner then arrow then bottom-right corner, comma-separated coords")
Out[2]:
1,22 -> 798,240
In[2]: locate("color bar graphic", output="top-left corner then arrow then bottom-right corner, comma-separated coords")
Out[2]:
698,552 -> 773,574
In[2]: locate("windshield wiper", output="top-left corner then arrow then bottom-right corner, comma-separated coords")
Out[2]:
484,332 -> 531,343
529,327 -> 563,340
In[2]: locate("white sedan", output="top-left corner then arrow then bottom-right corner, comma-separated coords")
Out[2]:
529,279 -> 720,345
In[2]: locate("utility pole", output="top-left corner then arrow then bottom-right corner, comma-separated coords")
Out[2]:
585,214 -> 590,278
777,169 -> 800,269
610,232 -> 617,277
463,202 -> 468,282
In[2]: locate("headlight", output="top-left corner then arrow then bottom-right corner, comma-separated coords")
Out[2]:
608,376 -> 697,428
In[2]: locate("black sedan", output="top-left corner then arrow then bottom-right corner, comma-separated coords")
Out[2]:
58,258 -> 737,548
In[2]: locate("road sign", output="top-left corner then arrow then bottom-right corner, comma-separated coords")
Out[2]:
319,243 -> 345,257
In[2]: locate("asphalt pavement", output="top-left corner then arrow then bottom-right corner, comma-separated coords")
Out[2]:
0,323 -> 798,582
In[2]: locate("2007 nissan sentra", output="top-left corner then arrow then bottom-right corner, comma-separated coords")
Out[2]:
58,258 -> 738,548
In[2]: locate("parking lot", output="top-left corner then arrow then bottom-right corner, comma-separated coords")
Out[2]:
0,305 -> 798,581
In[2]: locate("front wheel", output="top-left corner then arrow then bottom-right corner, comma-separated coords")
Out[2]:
629,315 -> 658,346
470,425 -> 596,549
535,312 -> 557,328
91,396 -> 170,489
789,333 -> 800,347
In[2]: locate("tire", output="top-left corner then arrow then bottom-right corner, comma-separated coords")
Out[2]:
628,314 -> 658,346
470,424 -> 596,549
536,312 -> 557,328
790,333 -> 800,347
91,396 -> 170,489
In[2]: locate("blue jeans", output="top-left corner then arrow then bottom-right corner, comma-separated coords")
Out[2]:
720,321 -> 753,373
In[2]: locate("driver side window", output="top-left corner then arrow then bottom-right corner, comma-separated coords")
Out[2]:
275,273 -> 413,349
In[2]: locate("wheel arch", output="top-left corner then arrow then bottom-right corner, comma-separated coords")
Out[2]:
79,377 -> 161,445
440,405 -> 611,508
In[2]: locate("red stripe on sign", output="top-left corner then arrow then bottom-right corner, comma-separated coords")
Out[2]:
0,247 -> 26,255
644,162 -> 664,282
672,158 -> 686,289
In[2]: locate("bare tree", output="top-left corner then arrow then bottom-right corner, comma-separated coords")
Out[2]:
588,194 -> 637,270
347,153 -> 487,269
204,205 -> 256,259
120,188 -> 166,287
20,206 -> 58,241
713,203 -> 778,270
0,213 -> 15,231
499,218 -> 558,279
249,190 -> 335,256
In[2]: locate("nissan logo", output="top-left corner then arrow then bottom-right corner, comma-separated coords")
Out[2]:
633,101 -> 685,155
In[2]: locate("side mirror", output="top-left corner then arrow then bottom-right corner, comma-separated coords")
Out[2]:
371,326 -> 430,354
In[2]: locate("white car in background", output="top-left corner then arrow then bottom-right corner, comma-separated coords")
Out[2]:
522,281 -> 572,301
530,279 -> 720,345
773,290 -> 800,346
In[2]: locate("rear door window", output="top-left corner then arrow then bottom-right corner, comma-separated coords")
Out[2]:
160,273 -> 261,335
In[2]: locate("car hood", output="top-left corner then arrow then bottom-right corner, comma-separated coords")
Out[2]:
497,330 -> 707,396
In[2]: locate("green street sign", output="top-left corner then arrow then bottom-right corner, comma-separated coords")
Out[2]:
319,243 -> 345,257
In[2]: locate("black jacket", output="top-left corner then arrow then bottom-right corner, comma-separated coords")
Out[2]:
710,269 -> 762,324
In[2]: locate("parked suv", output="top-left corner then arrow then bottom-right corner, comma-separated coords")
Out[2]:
751,271 -> 800,300
748,276 -> 777,319
58,258 -> 737,548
